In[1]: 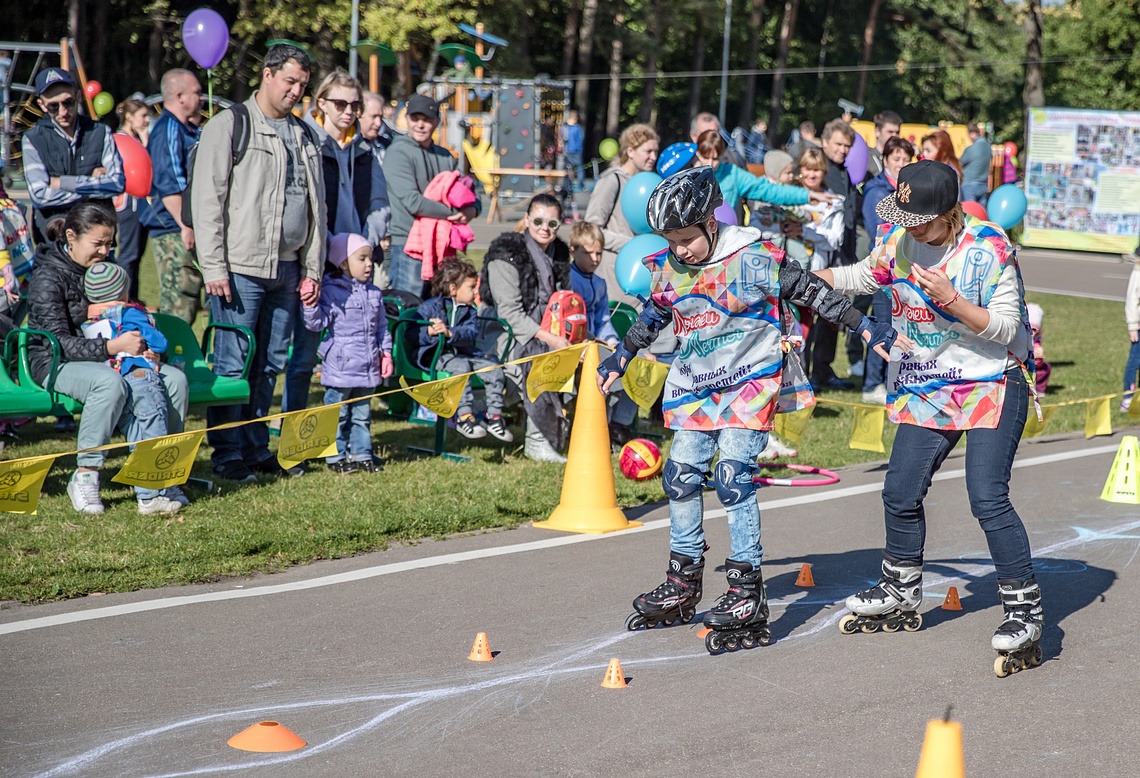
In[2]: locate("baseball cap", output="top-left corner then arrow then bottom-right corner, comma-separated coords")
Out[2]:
874,160 -> 960,228
405,94 -> 440,120
34,67 -> 77,96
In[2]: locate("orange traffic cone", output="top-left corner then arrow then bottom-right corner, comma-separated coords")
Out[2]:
468,631 -> 493,661
696,627 -> 712,639
227,721 -> 306,752
533,343 -> 643,534
795,563 -> 815,587
942,586 -> 962,611
915,711 -> 965,778
601,658 -> 627,688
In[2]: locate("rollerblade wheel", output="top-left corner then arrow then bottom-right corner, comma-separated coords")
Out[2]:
626,612 -> 648,631
860,621 -> 879,634
725,634 -> 740,651
838,614 -> 858,635
903,613 -> 922,632
705,632 -> 726,655
994,656 -> 1010,677
741,634 -> 757,649
1030,644 -> 1043,667
882,620 -> 900,633
680,609 -> 696,624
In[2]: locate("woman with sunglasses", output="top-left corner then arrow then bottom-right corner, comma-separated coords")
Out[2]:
480,194 -> 575,462
283,69 -> 391,416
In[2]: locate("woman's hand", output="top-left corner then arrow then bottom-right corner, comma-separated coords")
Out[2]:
1131,329 -> 1138,344
380,353 -> 394,379
108,331 -> 145,356
910,264 -> 957,305
537,330 -> 572,351
808,191 -> 836,205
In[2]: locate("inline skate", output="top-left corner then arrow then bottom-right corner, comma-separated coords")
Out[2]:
702,560 -> 772,654
992,578 -> 1044,677
626,552 -> 704,630
838,556 -> 923,634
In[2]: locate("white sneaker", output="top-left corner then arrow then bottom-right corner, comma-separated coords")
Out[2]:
861,385 -> 888,405
764,434 -> 799,458
67,470 -> 104,514
849,359 -> 865,378
162,485 -> 191,507
1121,251 -> 1140,264
138,495 -> 183,515
524,437 -> 568,464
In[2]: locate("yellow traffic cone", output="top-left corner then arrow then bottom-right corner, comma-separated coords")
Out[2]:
533,343 -> 642,534
1100,435 -> 1140,504
915,714 -> 965,778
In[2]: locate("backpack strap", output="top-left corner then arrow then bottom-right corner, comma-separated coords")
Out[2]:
229,104 -> 252,167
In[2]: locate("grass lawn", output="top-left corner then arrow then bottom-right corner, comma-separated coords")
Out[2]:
2,249 -> 1137,603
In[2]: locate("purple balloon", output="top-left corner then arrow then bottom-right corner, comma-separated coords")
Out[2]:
183,8 -> 230,70
845,132 -> 870,185
713,203 -> 738,226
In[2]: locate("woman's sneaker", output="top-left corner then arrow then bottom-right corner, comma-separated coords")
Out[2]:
456,414 -> 487,439
138,495 -> 183,515
483,415 -> 514,443
68,471 -> 104,514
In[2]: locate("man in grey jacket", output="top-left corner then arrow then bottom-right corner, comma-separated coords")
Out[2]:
191,43 -> 327,482
384,94 -> 478,296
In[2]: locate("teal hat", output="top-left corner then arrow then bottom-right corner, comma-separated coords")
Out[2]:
84,262 -> 129,303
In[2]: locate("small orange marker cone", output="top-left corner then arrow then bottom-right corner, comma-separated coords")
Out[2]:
795,563 -> 815,587
942,586 -> 962,611
601,658 -> 627,688
696,627 -> 712,639
227,721 -> 306,752
468,631 -> 493,661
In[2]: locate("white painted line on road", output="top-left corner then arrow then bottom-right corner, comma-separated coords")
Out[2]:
0,443 -> 1121,636
1024,285 -> 1125,302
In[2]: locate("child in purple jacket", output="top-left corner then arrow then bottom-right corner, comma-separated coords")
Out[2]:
302,233 -> 394,474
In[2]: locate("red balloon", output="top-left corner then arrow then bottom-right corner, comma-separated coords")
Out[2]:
961,200 -> 989,221
84,80 -> 102,99
1003,141 -> 1018,158
113,134 -> 152,198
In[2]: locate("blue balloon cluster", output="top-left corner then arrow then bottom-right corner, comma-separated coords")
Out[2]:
986,184 -> 1028,231
615,234 -> 669,298
620,171 -> 663,235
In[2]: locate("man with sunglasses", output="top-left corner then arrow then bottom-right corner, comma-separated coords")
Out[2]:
21,67 -> 125,243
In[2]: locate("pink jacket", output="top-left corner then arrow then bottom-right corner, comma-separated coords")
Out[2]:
405,170 -> 477,280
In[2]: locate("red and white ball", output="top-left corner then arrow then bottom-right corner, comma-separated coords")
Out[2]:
619,439 -> 663,481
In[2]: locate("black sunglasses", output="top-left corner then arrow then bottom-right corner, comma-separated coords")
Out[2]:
43,96 -> 76,115
323,98 -> 362,114
532,218 -> 559,229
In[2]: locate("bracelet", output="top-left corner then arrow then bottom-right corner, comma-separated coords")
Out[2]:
936,290 -> 960,308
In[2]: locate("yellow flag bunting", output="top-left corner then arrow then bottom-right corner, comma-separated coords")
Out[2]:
849,406 -> 887,453
1085,396 -> 1112,439
622,356 -> 672,411
526,344 -> 587,402
400,374 -> 469,419
774,406 -> 815,445
1022,406 -> 1056,439
0,455 -> 57,515
112,430 -> 205,489
277,406 -> 341,469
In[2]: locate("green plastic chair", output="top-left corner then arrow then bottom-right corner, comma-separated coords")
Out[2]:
609,301 -> 640,340
0,330 -> 57,419
152,313 -> 255,407
13,328 -> 84,417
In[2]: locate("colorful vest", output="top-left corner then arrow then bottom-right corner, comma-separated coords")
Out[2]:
648,241 -> 798,431
871,218 -> 1032,431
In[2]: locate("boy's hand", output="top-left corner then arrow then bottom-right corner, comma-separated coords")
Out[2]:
143,349 -> 160,364
1131,329 -> 1138,344
857,315 -> 911,361
427,319 -> 447,336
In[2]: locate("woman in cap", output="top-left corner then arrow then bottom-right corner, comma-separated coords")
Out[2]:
815,160 -> 1043,677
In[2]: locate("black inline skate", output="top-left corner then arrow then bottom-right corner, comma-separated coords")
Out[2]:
626,552 -> 704,631
702,560 -> 772,654
838,556 -> 923,635
992,578 -> 1044,677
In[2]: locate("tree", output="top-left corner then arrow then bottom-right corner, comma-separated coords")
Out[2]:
1023,0 -> 1045,108
736,0 -> 768,129
766,0 -> 799,145
855,0 -> 884,106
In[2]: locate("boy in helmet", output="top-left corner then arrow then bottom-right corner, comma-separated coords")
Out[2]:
598,167 -> 899,654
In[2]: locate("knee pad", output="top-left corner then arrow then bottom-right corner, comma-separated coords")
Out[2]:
662,459 -> 706,501
713,459 -> 758,507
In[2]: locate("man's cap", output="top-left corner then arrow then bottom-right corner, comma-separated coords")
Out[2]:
874,160 -> 960,228
35,67 -> 77,96
84,262 -> 130,304
406,94 -> 440,120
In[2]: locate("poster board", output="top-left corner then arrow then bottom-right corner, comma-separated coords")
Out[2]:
1022,107 -> 1140,253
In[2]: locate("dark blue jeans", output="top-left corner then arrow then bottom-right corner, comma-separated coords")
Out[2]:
1123,339 -> 1140,395
863,289 -> 891,391
881,368 -> 1033,581
207,262 -> 300,466
283,297 -> 323,414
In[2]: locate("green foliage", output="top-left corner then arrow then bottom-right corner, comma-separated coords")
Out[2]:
1045,0 -> 1140,111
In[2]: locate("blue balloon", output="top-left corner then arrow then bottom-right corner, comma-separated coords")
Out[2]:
620,171 -> 663,235
615,234 -> 668,298
656,142 -> 697,177
987,184 -> 1028,231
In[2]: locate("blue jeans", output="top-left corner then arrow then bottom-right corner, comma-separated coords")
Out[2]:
283,297 -> 323,414
388,244 -> 427,297
667,427 -> 769,569
1123,339 -> 1140,394
121,368 -> 171,500
863,289 -> 891,391
207,263 -> 299,466
565,151 -> 584,191
436,353 -> 506,415
323,386 -> 374,462
881,368 -> 1033,580
960,182 -> 989,208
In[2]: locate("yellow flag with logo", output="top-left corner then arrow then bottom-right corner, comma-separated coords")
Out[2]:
849,406 -> 887,453
1129,392 -> 1140,419
113,430 -> 205,489
400,374 -> 468,419
622,356 -> 671,410
526,344 -> 587,402
1085,396 -> 1112,438
278,407 -> 341,469
0,455 -> 57,515
774,406 -> 815,445
1022,406 -> 1055,439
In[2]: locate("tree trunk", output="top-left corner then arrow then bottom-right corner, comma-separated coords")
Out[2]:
231,0 -> 254,102
767,0 -> 799,147
148,11 -> 164,95
562,0 -> 580,78
398,51 -> 412,101
68,0 -> 82,65
90,0 -> 108,87
639,0 -> 662,123
1023,0 -> 1045,107
574,0 -> 599,118
606,14 -> 625,138
424,39 -> 442,81
737,0 -> 767,129
689,16 -> 707,123
855,0 -> 883,106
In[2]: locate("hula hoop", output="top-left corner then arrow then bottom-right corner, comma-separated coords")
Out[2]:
753,463 -> 839,488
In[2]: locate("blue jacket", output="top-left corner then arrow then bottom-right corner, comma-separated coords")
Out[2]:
85,303 -> 167,374
143,110 -> 199,235
861,170 -> 895,243
570,264 -> 619,343
303,274 -> 392,388
412,295 -> 481,369
715,162 -> 810,211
